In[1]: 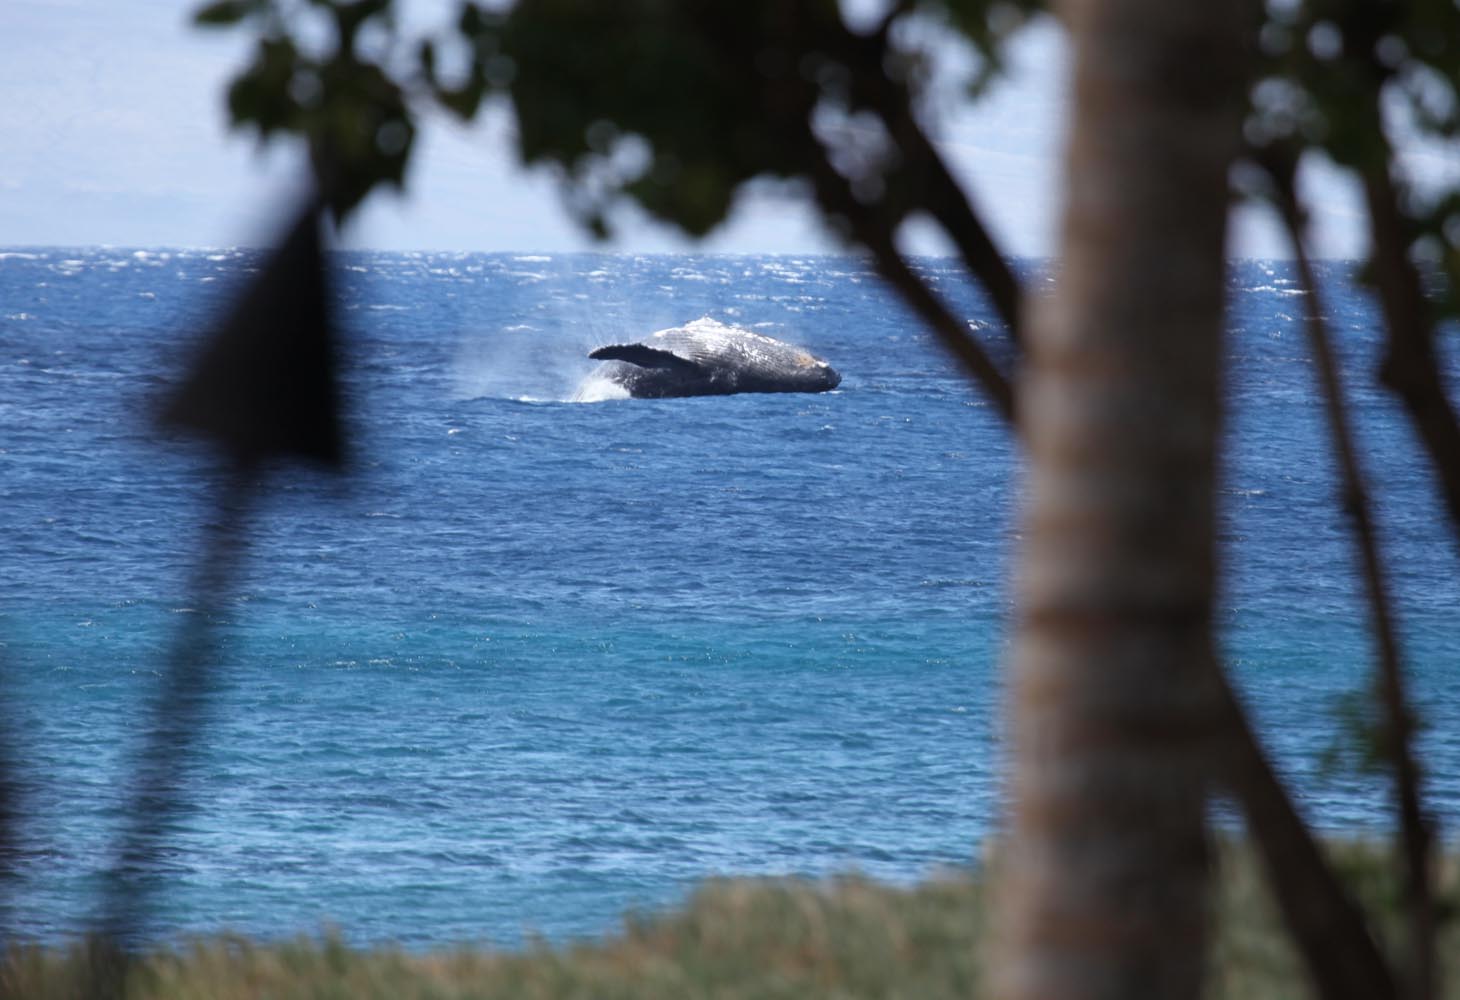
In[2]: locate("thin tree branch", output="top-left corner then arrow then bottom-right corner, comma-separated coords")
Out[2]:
751,4 -> 1020,412
1273,167 -> 1436,1000
839,24 -> 1025,348
81,472 -> 250,1000
1360,120 -> 1460,548
1294,7 -> 1460,549
805,141 -> 1017,421
91,470 -> 254,992
1209,658 -> 1400,1000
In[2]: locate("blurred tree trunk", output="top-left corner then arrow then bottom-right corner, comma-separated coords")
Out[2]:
993,2 -> 1247,998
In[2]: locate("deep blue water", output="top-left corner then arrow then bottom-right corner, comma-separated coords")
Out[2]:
1,247 -> 1457,948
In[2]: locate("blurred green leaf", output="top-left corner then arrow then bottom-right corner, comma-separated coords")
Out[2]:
458,1 -> 488,38
226,36 -> 304,137
193,0 -> 257,27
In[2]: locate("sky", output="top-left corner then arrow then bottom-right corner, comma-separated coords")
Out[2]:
0,0 -> 1409,258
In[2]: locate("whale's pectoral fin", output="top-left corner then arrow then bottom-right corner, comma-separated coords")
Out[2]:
589,344 -> 706,374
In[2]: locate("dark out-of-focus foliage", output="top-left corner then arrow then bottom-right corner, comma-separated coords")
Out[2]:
158,203 -> 343,468
488,0 -> 1037,240
195,0 -> 1041,236
499,1 -> 839,238
196,0 -> 415,220
1245,0 -> 1460,318
196,0 -> 1460,325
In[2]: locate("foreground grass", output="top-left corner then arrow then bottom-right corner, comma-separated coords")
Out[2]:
5,842 -> 1457,999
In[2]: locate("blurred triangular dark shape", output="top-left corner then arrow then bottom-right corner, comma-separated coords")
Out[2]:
159,200 -> 344,468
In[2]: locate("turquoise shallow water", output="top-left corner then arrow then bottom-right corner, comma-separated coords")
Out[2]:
1,248 -> 1457,946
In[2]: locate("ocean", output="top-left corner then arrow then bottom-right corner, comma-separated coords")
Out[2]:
2,247 -> 1457,948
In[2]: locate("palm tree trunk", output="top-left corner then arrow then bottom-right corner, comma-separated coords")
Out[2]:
993,2 -> 1247,997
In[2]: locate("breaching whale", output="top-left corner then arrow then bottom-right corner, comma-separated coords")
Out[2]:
586,318 -> 841,399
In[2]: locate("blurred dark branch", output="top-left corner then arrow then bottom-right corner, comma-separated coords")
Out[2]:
1301,14 -> 1460,552
805,141 -> 1016,421
1209,656 -> 1399,1000
1362,159 -> 1460,549
1268,153 -> 1436,1000
841,22 -> 1024,349
734,6 -> 1018,420
89,471 -> 254,997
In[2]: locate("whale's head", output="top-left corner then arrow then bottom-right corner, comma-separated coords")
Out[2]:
817,361 -> 842,390
791,349 -> 842,392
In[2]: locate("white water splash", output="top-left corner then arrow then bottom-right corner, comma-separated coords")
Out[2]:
450,258 -> 731,402
571,373 -> 631,403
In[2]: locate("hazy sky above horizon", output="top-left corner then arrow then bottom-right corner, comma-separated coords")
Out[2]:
0,0 -> 1409,259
